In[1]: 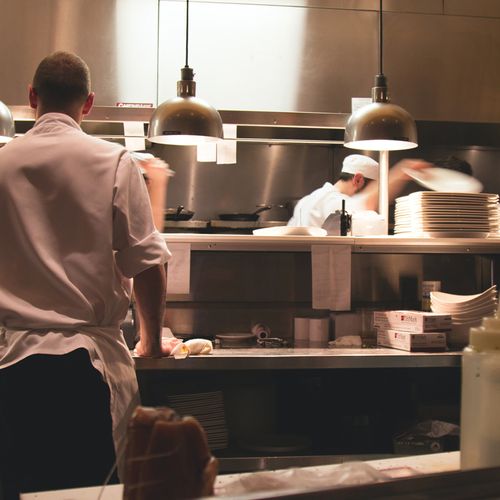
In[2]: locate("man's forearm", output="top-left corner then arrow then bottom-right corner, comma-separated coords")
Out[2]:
133,264 -> 167,357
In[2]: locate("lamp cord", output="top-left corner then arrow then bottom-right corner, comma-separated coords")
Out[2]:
185,0 -> 189,67
378,0 -> 383,76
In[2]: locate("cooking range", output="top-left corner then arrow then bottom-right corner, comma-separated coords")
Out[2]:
164,204 -> 289,233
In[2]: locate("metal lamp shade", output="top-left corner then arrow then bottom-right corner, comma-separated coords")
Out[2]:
148,95 -> 223,146
0,101 -> 15,143
344,101 -> 418,151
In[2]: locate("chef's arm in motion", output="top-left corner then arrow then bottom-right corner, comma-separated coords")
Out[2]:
361,159 -> 433,211
133,263 -> 167,357
142,158 -> 173,231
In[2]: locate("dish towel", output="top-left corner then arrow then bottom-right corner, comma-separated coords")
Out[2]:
311,245 -> 351,311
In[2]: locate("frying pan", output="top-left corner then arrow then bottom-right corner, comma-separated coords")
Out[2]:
165,205 -> 195,221
218,205 -> 272,222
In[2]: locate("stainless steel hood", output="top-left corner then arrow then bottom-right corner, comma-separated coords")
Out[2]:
9,105 -> 500,148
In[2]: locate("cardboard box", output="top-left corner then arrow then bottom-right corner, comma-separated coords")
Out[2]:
377,329 -> 447,352
373,310 -> 451,333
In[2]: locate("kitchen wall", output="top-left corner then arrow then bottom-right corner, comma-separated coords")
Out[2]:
3,0 -> 500,120
158,0 -> 500,122
2,0 -> 500,218
0,0 -> 158,106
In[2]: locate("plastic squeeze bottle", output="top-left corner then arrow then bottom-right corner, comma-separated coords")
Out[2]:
461,303 -> 500,469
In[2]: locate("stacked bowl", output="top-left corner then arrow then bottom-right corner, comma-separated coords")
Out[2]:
430,286 -> 498,347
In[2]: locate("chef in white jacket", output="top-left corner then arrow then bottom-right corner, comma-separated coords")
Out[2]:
288,154 -> 379,227
288,154 -> 431,228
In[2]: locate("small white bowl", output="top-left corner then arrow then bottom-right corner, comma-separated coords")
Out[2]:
431,299 -> 497,316
430,286 -> 497,305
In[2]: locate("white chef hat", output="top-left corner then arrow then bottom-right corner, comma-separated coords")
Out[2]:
341,154 -> 379,180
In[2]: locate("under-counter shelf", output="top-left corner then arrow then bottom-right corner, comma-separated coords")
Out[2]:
134,347 -> 461,371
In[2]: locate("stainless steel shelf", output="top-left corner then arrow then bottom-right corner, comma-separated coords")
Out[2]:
162,233 -> 500,254
134,347 -> 462,371
12,106 -> 500,147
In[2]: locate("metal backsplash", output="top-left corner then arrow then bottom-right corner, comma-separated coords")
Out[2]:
9,105 -> 500,221
164,251 -> 494,339
0,0 -> 158,106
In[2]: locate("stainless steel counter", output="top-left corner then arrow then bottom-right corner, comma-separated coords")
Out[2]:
162,233 -> 500,254
134,347 -> 461,371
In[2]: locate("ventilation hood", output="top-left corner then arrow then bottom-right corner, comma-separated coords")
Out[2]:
8,105 -> 500,149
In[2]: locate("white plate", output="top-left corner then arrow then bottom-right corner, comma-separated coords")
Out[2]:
402,177 -> 485,192
432,300 -> 497,315
411,224 -> 494,229
394,220 -> 495,226
393,230 -> 491,238
413,191 -> 495,199
431,301 -> 497,315
410,215 -> 497,220
397,197 -> 494,205
430,286 -> 497,304
253,226 -> 327,236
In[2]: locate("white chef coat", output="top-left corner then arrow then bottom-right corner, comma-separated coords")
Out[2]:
0,113 -> 171,471
288,182 -> 367,227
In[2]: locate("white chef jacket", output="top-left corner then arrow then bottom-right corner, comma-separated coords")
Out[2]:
0,113 -> 171,471
288,182 -> 367,227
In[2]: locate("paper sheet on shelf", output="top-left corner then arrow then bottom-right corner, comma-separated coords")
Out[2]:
123,121 -> 146,151
197,142 -> 217,162
311,245 -> 351,311
217,124 -> 237,164
166,243 -> 191,294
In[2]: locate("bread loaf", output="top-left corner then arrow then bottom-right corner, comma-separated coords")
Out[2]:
123,406 -> 218,500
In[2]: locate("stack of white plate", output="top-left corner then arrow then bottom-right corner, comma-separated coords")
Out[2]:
168,390 -> 228,450
394,192 -> 500,237
430,285 -> 498,346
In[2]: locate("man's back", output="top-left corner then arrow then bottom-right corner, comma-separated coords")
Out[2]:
0,112 -> 147,329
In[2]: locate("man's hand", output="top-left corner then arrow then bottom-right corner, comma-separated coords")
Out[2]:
390,159 -> 433,183
135,335 -> 182,357
385,159 -> 434,203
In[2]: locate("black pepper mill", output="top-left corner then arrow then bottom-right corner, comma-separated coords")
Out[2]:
340,200 -> 351,236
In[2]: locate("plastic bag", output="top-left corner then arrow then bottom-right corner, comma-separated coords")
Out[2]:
216,461 -> 388,496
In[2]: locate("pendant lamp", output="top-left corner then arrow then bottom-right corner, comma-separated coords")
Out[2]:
148,0 -> 223,146
0,101 -> 15,144
344,0 -> 417,151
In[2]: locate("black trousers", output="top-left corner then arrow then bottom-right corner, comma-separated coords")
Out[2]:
0,349 -> 118,499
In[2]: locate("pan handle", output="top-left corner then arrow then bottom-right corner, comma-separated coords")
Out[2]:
253,204 -> 288,215
253,205 -> 273,215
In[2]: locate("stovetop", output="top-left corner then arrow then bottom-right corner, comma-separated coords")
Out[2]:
164,220 -> 287,231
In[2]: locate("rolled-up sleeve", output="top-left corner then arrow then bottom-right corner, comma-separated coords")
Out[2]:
112,153 -> 171,278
